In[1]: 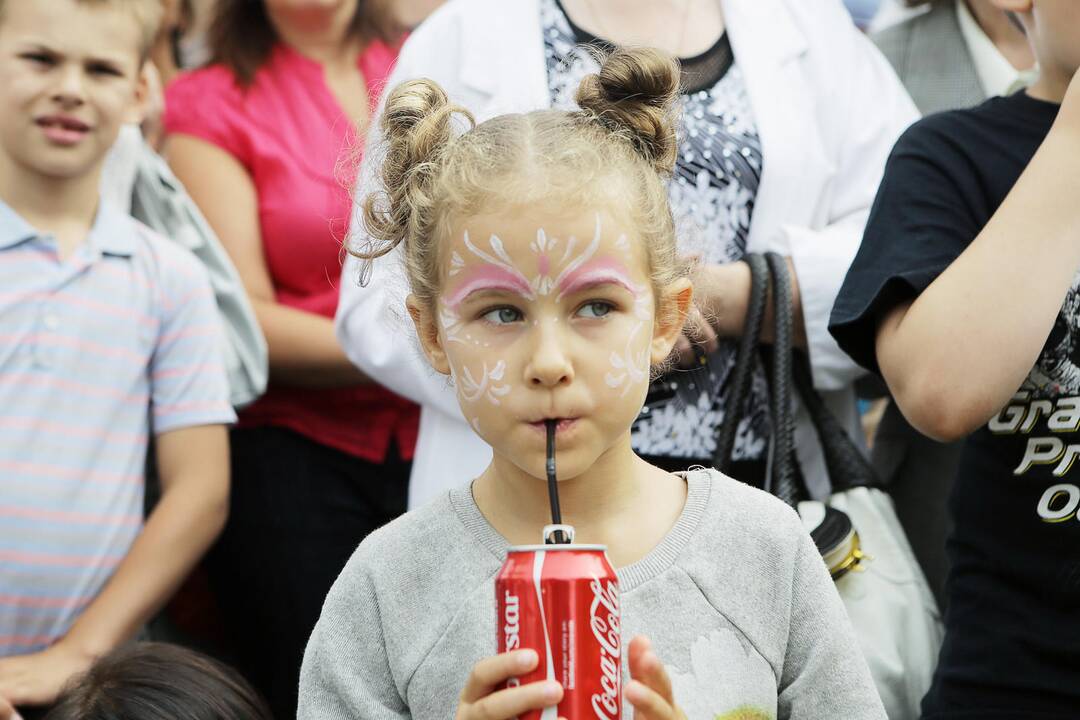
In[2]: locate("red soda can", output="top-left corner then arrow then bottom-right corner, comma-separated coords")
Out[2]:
496,525 -> 621,720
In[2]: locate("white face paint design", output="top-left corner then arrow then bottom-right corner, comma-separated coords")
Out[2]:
459,360 -> 512,406
604,287 -> 654,396
429,206 -> 674,484
449,251 -> 465,277
454,214 -> 605,303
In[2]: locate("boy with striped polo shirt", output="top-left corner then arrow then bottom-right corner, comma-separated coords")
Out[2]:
0,0 -> 234,712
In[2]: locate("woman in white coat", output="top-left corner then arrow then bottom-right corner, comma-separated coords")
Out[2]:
338,0 -> 917,509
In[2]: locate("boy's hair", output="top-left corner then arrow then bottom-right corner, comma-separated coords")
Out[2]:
359,46 -> 685,313
0,0 -> 164,61
43,642 -> 274,720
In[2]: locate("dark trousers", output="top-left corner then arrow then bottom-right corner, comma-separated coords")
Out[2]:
208,426 -> 409,720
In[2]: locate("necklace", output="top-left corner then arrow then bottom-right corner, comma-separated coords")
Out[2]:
579,0 -> 694,57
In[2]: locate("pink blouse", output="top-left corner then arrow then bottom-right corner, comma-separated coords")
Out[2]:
164,40 -> 418,462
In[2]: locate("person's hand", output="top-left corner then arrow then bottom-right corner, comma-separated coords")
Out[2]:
624,636 -> 687,720
455,649 -> 564,720
0,641 -> 94,708
673,303 -> 719,369
0,692 -> 23,720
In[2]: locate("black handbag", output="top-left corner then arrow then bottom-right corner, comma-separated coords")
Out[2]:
713,252 -> 876,578
710,254 -> 944,718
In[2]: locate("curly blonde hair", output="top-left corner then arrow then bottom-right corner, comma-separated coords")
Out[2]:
358,46 -> 685,313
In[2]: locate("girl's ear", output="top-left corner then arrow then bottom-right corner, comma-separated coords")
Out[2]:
650,278 -> 694,364
407,295 -> 452,375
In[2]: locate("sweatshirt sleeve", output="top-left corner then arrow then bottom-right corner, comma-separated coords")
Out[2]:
298,560 -> 411,720
777,529 -> 886,720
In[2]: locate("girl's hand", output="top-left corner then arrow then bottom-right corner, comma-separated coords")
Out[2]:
625,636 -> 688,720
455,649 -> 564,720
0,641 -> 94,708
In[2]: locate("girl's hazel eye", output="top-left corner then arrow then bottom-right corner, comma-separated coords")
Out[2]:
577,301 -> 614,319
481,307 -> 524,325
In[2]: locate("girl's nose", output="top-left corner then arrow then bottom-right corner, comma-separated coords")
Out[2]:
525,320 -> 574,388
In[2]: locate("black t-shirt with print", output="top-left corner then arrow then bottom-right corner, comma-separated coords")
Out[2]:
831,91 -> 1080,717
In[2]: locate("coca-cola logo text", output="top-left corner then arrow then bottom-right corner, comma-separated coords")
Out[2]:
589,577 -> 620,720
503,589 -> 522,688
504,589 -> 521,651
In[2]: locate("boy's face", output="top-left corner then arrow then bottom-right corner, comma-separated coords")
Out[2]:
1000,0 -> 1080,81
0,0 -> 145,183
412,204 -> 689,483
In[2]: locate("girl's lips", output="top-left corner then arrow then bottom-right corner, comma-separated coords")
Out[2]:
528,418 -> 579,434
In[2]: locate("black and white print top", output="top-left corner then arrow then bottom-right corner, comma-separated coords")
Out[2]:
543,0 -> 769,470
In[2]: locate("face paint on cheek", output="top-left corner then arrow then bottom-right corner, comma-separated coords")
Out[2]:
439,306 -> 466,345
458,359 -> 512,406
604,287 -> 654,397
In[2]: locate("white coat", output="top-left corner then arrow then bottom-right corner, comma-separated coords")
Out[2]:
337,0 -> 919,508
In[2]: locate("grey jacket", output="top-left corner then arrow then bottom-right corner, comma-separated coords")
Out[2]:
103,126 -> 268,408
873,2 -> 984,115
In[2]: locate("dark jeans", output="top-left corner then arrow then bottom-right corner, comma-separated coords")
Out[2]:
208,426 -> 409,720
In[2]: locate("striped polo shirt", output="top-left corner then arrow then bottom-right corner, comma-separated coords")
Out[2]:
0,200 -> 235,657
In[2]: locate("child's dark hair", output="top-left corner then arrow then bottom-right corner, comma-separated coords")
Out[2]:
43,643 -> 273,720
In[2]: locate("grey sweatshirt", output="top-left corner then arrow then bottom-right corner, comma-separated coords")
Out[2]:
298,469 -> 886,720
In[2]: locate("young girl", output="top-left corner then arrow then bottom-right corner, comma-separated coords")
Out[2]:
299,48 -> 884,720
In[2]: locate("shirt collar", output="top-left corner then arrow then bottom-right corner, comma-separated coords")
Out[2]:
955,0 -> 1038,98
87,200 -> 136,257
0,198 -> 136,257
0,200 -> 37,250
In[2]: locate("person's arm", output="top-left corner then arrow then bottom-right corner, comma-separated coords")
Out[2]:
777,526 -> 886,720
737,1 -> 918,391
0,425 -> 229,707
136,141 -> 268,408
876,77 -> 1080,442
165,134 -> 369,388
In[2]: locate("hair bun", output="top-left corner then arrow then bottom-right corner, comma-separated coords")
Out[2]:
575,47 -> 681,174
359,79 -> 473,266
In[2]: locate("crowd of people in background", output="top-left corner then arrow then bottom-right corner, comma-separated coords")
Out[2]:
0,0 -> 1077,718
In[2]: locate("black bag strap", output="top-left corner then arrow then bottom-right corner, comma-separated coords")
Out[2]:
791,353 -> 879,492
763,252 -> 806,507
712,253 -> 769,473
713,252 -> 879,496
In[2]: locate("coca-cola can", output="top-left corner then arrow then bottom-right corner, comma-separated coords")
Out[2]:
496,526 -> 621,720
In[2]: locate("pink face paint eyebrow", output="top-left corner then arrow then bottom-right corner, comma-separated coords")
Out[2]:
556,259 -> 637,300
444,265 -> 534,308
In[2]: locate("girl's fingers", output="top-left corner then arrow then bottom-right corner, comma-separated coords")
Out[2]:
460,650 -> 538,703
628,637 -> 675,705
466,680 -> 563,720
626,679 -> 676,720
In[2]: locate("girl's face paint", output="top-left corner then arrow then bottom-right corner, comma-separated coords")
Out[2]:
432,206 -> 670,482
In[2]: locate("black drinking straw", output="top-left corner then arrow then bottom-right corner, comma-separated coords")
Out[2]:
545,420 -> 568,544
